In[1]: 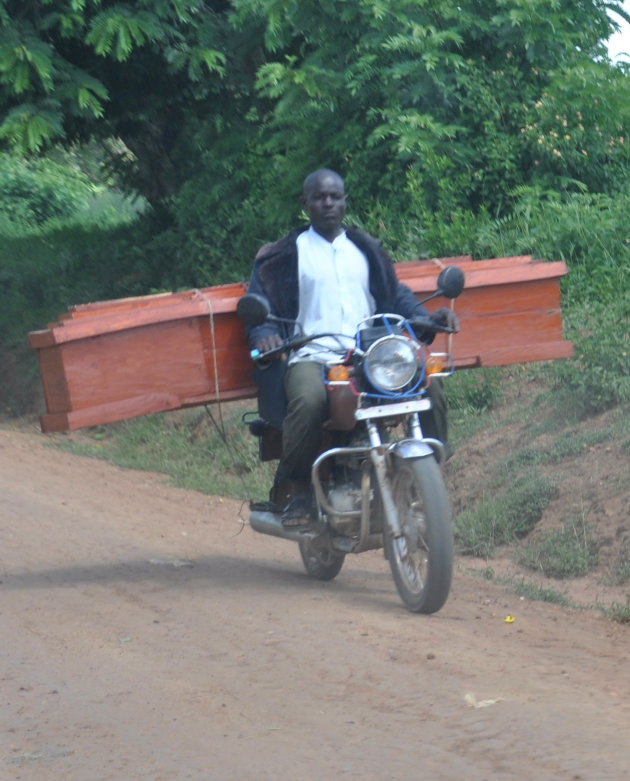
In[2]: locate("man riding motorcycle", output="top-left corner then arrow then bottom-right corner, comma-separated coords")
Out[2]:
245,168 -> 458,526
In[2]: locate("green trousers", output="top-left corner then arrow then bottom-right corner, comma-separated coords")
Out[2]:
275,361 -> 449,487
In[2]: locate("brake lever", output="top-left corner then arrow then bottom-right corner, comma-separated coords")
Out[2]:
408,317 -> 456,336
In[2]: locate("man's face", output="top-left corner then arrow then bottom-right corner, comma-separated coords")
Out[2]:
303,174 -> 346,239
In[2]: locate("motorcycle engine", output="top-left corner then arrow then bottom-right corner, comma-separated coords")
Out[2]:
326,485 -> 362,535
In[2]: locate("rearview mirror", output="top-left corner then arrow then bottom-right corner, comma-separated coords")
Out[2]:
436,266 -> 465,299
236,293 -> 270,327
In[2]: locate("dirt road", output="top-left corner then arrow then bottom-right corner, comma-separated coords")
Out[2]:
1,424 -> 629,780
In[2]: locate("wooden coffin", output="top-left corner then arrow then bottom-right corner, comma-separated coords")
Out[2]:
28,255 -> 573,433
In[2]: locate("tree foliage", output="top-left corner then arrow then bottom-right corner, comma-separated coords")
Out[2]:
0,0 -> 228,199
157,0 -> 630,282
1,1 -> 629,280
228,0 -> 629,209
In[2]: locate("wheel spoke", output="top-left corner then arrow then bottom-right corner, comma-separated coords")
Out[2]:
391,468 -> 430,596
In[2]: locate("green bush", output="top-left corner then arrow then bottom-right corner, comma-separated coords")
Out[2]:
0,153 -> 96,228
0,215 -> 152,414
552,297 -> 630,415
446,368 -> 502,413
472,189 -> 630,283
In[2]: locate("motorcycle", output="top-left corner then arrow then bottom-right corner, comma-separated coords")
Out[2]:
236,265 -> 464,614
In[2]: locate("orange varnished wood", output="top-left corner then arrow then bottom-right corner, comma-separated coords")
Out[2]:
36,347 -> 71,414
30,287 -> 247,348
29,256 -> 573,432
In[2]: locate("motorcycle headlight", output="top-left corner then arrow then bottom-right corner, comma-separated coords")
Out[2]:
364,335 -> 421,392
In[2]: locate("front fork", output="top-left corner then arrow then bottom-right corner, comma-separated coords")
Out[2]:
365,418 -> 405,538
366,412 -> 438,539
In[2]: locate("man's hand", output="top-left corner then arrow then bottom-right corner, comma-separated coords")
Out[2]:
255,333 -> 286,358
430,307 -> 460,333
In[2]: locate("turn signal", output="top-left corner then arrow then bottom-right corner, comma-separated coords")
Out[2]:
426,354 -> 446,375
328,364 -> 350,381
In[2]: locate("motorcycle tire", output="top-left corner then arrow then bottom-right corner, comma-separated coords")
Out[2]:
298,538 -> 345,581
383,456 -> 453,614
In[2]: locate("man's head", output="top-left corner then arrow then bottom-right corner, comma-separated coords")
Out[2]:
302,169 -> 346,241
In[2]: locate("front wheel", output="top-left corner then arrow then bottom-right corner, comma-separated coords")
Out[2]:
383,457 -> 453,613
299,537 -> 345,581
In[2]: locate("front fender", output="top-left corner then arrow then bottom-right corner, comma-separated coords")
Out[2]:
389,438 -> 445,462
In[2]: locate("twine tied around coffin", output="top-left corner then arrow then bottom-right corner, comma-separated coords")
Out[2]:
193,287 -> 250,532
193,288 -> 223,409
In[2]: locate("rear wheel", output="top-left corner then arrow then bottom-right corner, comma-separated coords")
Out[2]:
383,457 -> 453,613
298,537 -> 345,581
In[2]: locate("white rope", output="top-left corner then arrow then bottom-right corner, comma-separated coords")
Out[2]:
193,289 -> 251,533
193,288 -> 224,430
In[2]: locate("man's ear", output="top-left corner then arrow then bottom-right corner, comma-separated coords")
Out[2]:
297,194 -> 308,222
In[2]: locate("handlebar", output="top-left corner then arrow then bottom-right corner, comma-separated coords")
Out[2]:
250,332 -> 339,362
251,318 -> 455,362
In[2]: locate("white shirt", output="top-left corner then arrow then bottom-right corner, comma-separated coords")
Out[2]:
291,227 -> 375,364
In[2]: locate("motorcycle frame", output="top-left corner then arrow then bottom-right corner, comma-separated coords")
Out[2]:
311,401 -> 445,555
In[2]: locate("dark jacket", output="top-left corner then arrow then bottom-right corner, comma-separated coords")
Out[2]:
246,226 -> 429,348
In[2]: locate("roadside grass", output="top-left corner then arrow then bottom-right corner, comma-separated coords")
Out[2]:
516,518 -> 598,579
507,579 -> 570,606
446,367 -> 503,416
52,404 -> 275,502
451,385 -> 630,564
454,471 -> 558,557
445,368 -> 503,448
502,428 -> 614,472
465,567 -> 570,606
601,597 -> 630,624
448,388 -> 630,622
611,543 -> 630,585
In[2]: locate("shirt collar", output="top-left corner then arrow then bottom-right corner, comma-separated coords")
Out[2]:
307,225 -> 347,247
